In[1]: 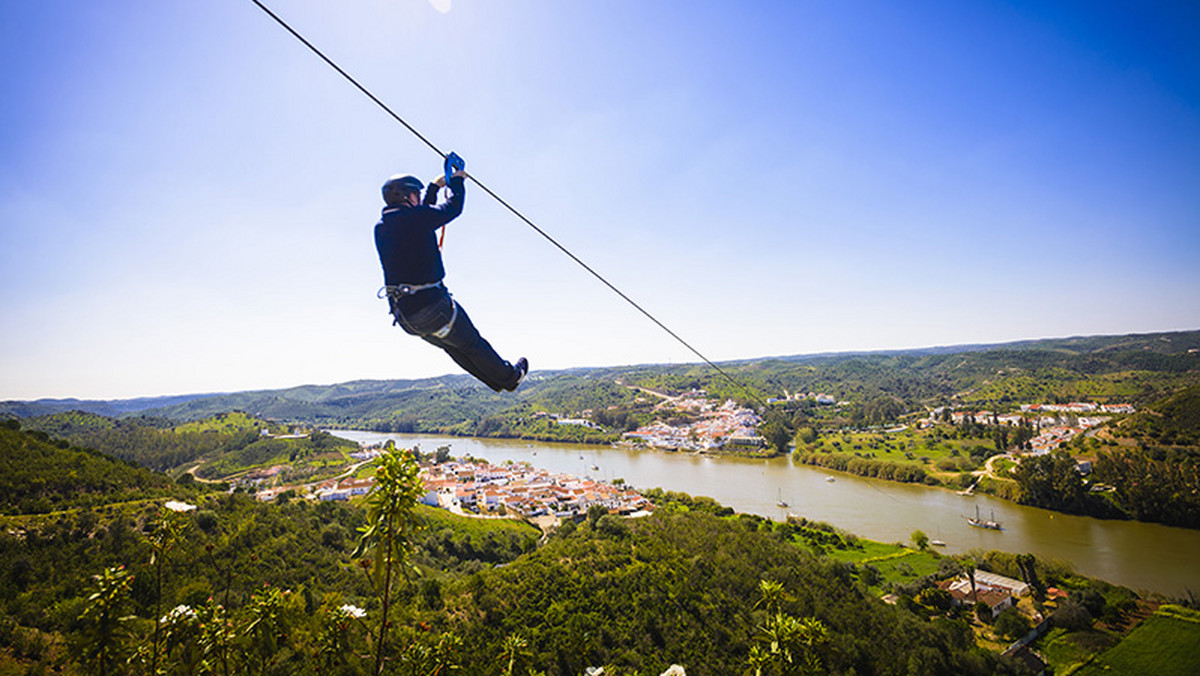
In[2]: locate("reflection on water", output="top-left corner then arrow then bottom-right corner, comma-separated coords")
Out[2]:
332,430 -> 1200,597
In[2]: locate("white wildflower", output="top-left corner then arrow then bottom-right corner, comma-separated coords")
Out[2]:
339,604 -> 366,618
162,604 -> 195,624
164,500 -> 196,513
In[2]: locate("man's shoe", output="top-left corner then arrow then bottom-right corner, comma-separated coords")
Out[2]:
507,358 -> 529,391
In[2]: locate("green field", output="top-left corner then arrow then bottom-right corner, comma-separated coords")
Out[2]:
1073,607 -> 1200,676
797,424 -> 999,488
824,538 -> 906,562
172,410 -> 277,435
993,457 -> 1018,476
822,539 -> 943,590
1037,628 -> 1116,673
417,503 -> 541,540
807,427 -> 993,469
354,459 -> 380,479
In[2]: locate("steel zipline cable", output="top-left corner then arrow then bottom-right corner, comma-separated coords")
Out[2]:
248,0 -> 769,410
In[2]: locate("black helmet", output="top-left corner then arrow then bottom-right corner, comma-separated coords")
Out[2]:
382,175 -> 423,206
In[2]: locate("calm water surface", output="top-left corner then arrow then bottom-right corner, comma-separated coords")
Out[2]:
332,430 -> 1200,597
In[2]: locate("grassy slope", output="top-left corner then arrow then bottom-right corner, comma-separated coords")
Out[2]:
1073,606 -> 1200,676
171,410 -> 279,435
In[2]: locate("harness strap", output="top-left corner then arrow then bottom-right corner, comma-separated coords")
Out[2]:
430,300 -> 458,339
378,281 -> 443,300
440,153 -> 464,250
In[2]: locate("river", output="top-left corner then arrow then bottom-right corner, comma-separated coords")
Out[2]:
331,430 -> 1200,598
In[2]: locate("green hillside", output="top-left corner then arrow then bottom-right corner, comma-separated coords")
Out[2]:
170,410 -> 281,435
19,411 -> 359,482
0,420 -> 178,514
441,509 -> 1003,674
1121,383 -> 1200,446
1090,385 -> 1200,528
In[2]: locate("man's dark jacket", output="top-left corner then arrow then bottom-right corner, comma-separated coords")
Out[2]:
374,175 -> 465,286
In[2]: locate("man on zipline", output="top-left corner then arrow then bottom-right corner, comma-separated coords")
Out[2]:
374,166 -> 528,392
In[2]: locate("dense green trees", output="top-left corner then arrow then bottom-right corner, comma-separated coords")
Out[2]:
1074,384 -> 1200,529
759,412 -> 794,456
1009,442 -> 1200,530
16,413 -> 362,482
1011,451 -> 1092,514
426,510 -> 1008,675
0,487 -> 545,673
846,396 -> 906,427
19,412 -> 255,472
993,607 -> 1032,641
1010,451 -> 1128,520
1096,448 -> 1200,528
1,478 -> 1018,675
0,422 -> 180,514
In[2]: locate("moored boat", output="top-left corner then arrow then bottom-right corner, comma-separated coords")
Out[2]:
964,505 -> 1003,530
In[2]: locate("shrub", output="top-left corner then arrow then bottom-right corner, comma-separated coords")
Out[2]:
994,607 -> 1031,640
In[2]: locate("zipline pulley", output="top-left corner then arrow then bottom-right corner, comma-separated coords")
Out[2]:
444,151 -> 465,186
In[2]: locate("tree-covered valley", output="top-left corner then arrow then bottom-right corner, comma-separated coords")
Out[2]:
3,330 -> 1200,673
9,330 -> 1200,530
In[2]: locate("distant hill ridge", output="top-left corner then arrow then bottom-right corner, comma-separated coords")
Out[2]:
2,330 -> 1197,428
0,392 -> 222,419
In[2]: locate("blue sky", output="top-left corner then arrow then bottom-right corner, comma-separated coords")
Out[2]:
2,0 -> 1198,400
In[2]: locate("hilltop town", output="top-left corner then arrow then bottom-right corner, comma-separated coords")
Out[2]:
618,389 -> 765,452
934,401 -> 1136,456
246,441 -> 653,522
417,460 -> 653,519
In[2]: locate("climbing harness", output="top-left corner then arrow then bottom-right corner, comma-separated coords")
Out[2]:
248,0 -> 768,409
378,284 -> 458,339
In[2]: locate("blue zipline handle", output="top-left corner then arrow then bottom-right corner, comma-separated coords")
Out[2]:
444,151 -> 465,186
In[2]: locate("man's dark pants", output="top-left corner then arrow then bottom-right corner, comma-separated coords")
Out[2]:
390,286 -> 519,392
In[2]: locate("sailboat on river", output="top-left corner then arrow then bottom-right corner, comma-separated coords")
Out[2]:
965,505 -> 1003,531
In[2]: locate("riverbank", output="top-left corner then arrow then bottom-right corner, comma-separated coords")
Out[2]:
618,440 -> 782,459
794,444 -> 1194,534
332,427 -> 784,459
